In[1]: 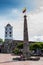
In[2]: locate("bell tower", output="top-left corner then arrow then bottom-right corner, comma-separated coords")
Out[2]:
4,24 -> 13,53
5,24 -> 13,40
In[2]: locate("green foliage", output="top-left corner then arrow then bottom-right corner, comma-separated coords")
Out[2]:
29,42 -> 43,51
12,48 -> 19,54
12,43 -> 23,55
12,42 -> 43,55
17,43 -> 23,49
12,48 -> 23,55
40,43 -> 43,49
0,38 -> 3,42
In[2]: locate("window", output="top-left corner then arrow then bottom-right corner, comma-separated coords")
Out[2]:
10,28 -> 11,30
5,32 -> 7,34
9,32 -> 11,34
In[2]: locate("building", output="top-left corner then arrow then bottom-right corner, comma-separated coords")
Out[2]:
3,24 -> 13,53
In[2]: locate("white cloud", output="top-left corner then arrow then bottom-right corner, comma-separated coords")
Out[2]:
34,0 -> 43,12
37,0 -> 43,7
0,7 -> 43,41
27,10 -> 43,41
26,0 -> 43,13
0,10 -> 23,40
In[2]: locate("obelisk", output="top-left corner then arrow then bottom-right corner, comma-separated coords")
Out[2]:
23,9 -> 30,59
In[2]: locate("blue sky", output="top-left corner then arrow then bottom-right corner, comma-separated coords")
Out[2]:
0,0 -> 37,24
0,0 -> 43,41
0,0 -> 36,20
0,0 -> 36,14
0,0 -> 35,9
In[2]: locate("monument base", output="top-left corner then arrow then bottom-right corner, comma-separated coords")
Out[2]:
13,56 -> 40,61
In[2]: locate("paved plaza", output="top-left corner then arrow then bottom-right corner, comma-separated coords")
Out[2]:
0,54 -> 43,65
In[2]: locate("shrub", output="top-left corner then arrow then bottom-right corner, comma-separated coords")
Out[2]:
12,48 -> 19,55
17,43 -> 23,49
29,42 -> 42,51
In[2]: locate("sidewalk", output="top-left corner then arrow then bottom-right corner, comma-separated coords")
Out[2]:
0,54 -> 43,65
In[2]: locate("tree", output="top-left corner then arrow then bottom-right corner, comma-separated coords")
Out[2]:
40,43 -> 43,49
12,48 -> 19,54
0,38 -> 3,43
29,42 -> 41,51
17,43 -> 23,49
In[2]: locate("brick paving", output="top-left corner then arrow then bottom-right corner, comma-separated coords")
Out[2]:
0,54 -> 43,65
